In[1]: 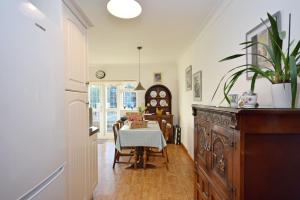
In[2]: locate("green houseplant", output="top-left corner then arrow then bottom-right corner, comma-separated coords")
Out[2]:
212,13 -> 300,108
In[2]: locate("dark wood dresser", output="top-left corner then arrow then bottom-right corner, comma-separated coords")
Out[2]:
192,105 -> 300,200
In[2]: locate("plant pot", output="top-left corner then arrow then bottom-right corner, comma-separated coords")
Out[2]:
271,83 -> 292,108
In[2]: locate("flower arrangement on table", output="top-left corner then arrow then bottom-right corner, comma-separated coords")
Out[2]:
126,110 -> 148,129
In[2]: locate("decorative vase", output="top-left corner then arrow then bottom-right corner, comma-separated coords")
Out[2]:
271,83 -> 292,108
239,92 -> 257,108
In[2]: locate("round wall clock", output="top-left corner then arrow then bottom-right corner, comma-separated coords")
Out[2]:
95,70 -> 106,79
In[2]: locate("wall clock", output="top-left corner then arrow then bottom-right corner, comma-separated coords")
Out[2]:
95,70 -> 106,79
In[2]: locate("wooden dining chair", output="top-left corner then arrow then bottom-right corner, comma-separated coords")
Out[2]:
112,123 -> 135,169
116,120 -> 124,129
161,119 -> 167,137
147,121 -> 169,169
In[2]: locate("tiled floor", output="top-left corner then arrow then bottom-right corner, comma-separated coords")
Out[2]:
94,140 -> 194,200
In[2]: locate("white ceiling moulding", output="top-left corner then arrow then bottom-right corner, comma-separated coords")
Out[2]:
107,0 -> 142,19
63,0 -> 94,28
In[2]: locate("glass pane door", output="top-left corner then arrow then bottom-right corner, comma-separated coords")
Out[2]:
89,85 -> 101,128
106,85 -> 118,133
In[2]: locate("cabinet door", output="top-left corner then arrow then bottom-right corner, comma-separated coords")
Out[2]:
210,186 -> 229,200
195,170 -> 210,200
90,134 -> 98,194
210,125 -> 234,198
195,118 -> 211,172
63,5 -> 87,92
65,91 -> 88,200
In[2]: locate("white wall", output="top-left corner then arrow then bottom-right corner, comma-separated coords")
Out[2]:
177,0 -> 300,158
89,63 -> 179,123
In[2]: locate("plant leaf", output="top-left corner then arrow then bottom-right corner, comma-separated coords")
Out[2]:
219,54 -> 245,62
240,41 -> 256,45
289,56 -> 297,108
223,69 -> 248,103
291,41 -> 300,57
211,65 -> 248,101
251,73 -> 259,92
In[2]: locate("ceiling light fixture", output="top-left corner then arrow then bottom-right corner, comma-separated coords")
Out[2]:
107,0 -> 142,19
134,46 -> 145,91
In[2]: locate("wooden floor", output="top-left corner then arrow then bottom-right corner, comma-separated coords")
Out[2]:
94,140 -> 194,200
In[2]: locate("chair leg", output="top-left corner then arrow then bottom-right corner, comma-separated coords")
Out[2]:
134,148 -> 138,169
143,147 -> 147,169
165,147 -> 169,163
113,149 -> 118,169
164,149 -> 169,170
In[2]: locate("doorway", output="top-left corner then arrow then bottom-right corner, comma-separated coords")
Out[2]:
89,82 -> 138,139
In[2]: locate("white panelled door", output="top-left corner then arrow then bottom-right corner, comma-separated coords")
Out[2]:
65,91 -> 88,200
63,5 -> 87,92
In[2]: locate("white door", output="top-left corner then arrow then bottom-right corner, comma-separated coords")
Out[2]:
63,4 -> 87,92
65,91 -> 88,200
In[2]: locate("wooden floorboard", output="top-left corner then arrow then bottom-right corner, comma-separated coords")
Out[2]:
94,140 -> 194,200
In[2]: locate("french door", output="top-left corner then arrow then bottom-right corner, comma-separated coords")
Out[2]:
89,82 -> 137,139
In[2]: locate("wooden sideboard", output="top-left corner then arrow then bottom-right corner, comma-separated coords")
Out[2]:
192,105 -> 300,200
144,114 -> 173,143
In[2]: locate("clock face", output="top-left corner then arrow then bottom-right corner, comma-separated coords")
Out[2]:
95,70 -> 105,79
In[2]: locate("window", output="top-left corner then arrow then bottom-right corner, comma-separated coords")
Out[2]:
107,85 -> 117,108
89,85 -> 101,127
122,84 -> 137,109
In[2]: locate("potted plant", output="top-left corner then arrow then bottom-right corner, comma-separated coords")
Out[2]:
212,13 -> 300,108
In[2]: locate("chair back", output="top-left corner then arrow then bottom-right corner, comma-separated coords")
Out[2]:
161,119 -> 167,137
116,120 -> 124,128
165,123 -> 172,141
113,123 -> 119,144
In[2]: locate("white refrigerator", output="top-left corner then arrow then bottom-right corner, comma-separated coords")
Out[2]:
0,0 -> 66,199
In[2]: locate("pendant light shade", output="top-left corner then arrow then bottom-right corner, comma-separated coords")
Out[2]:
107,0 -> 142,19
135,46 -> 145,91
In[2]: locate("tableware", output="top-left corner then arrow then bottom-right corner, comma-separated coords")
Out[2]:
150,91 -> 157,98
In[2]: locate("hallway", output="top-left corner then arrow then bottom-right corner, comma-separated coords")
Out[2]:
94,141 -> 194,200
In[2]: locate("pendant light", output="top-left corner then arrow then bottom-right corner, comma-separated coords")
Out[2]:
107,0 -> 142,19
135,46 -> 145,91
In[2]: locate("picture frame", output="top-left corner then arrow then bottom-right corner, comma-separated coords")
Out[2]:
154,72 -> 162,82
246,11 -> 281,79
193,70 -> 202,101
185,65 -> 192,91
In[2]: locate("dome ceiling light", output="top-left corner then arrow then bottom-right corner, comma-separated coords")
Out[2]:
107,0 -> 142,19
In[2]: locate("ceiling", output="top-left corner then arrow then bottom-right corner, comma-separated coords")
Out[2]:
75,0 -> 223,64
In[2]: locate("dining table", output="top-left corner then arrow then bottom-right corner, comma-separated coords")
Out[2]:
116,120 -> 167,168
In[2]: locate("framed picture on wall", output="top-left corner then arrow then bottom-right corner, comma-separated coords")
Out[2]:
154,72 -> 162,82
185,65 -> 192,91
246,11 -> 281,79
193,70 -> 202,101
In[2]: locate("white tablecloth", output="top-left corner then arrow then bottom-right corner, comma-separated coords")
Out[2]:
116,121 -> 167,151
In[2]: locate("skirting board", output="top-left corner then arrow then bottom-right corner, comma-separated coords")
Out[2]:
181,144 -> 194,163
